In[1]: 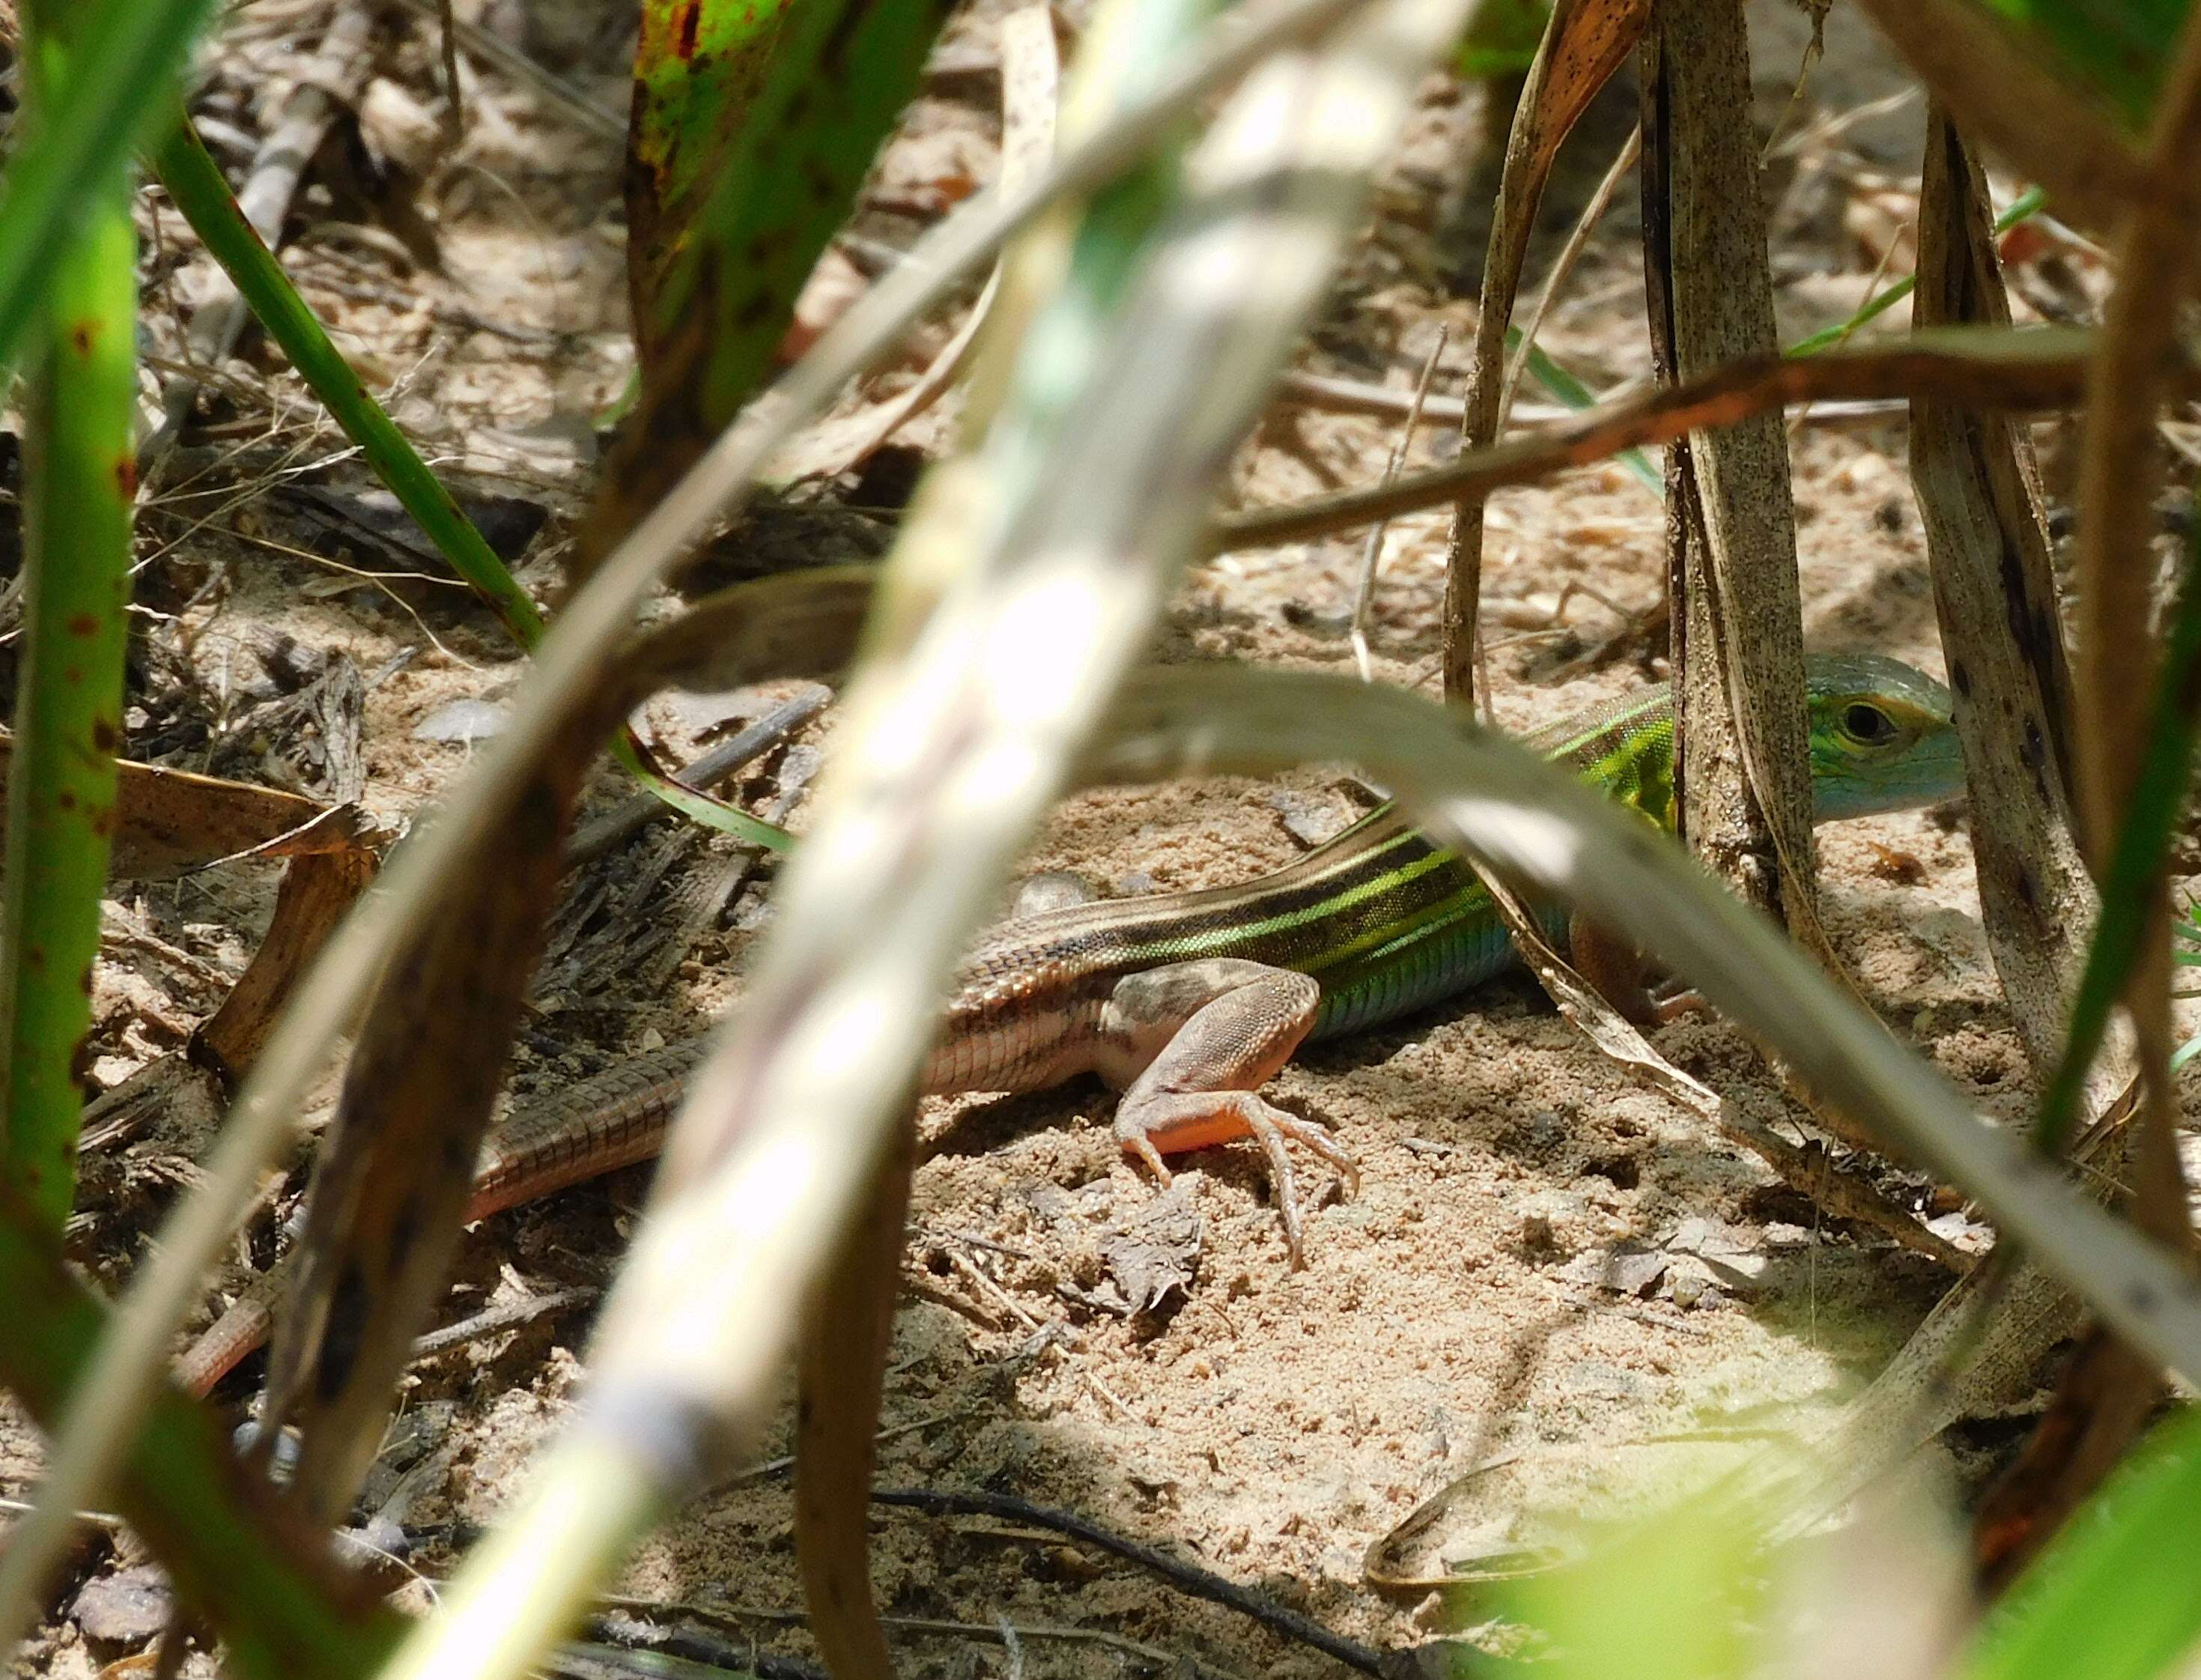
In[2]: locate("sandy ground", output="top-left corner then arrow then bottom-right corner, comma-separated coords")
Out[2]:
7,0 -> 2132,1674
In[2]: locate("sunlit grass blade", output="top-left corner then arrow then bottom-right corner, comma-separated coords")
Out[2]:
0,0 -> 215,382
1505,1502 -> 1760,1680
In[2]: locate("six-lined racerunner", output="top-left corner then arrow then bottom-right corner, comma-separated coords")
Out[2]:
180,652 -> 1961,1393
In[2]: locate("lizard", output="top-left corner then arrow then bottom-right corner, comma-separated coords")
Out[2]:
178,652 -> 1961,1394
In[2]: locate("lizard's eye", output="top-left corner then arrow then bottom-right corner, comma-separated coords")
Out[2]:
1843,702 -> 1898,746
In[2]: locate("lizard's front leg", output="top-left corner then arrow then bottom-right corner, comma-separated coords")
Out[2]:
1097,959 -> 1356,1266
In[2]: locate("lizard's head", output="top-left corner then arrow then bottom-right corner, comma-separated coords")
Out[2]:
1804,652 -> 1963,820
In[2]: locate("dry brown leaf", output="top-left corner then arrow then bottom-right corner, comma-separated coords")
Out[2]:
1443,0 -> 1648,700
0,737 -> 367,881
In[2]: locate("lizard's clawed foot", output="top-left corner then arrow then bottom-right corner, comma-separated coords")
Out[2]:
1114,1091 -> 1358,1268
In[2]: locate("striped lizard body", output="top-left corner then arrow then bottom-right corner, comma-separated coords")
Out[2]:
180,654 -> 1959,1392
926,652 -> 1955,1083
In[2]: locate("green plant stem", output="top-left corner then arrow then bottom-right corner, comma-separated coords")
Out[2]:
2035,482 -> 2201,1153
0,0 -> 214,382
0,32 -> 142,1230
0,1201 -> 398,1677
150,113 -> 792,852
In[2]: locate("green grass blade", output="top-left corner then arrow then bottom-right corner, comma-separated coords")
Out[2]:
617,736 -> 797,851
1787,186 -> 2045,358
150,112 -> 547,647
1785,276 -> 1921,359
0,34 -> 144,1229
1456,0 -> 1554,77
1958,1403 -> 2201,1680
1505,1503 -> 1761,1680
2034,479 -> 2201,1153
1505,327 -> 1663,495
0,0 -> 215,382
1972,0 -> 2189,133
151,114 -> 794,851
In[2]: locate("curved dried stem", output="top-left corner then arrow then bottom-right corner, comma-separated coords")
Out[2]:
0,0 -> 1376,1642
1212,327 -> 2122,552
370,6 -> 1475,1675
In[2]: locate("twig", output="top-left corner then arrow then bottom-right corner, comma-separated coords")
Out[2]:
942,1238 -> 1041,1329
1493,126 -> 1639,431
0,1495 -> 124,1532
1,0 -> 1388,1663
1787,220 -> 1908,436
872,1488 -> 1388,1676
937,1237 -> 1148,1423
299,270 -> 563,345
1350,324 -> 1446,682
610,1599 -> 1252,1680
408,1285 -> 596,1362
1278,369 -> 1910,430
713,1407 -> 970,1491
385,0 -> 625,139
100,916 -> 238,992
565,1630 -> 819,1680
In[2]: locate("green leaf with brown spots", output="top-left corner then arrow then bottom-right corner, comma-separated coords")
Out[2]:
628,0 -> 804,357
580,0 -> 958,571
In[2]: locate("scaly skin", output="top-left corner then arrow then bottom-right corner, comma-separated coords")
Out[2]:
179,654 -> 1959,1393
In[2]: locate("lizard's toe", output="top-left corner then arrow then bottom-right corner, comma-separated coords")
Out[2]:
1114,1091 -> 1353,1268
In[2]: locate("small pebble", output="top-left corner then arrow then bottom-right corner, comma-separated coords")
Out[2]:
412,699 -> 506,744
